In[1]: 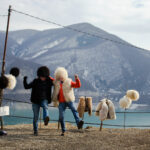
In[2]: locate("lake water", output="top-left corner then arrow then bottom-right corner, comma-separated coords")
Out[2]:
2,101 -> 150,129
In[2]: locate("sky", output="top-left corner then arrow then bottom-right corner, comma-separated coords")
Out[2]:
0,0 -> 150,50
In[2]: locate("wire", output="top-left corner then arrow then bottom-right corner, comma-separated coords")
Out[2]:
0,15 -> 8,17
11,8 -> 149,51
3,97 -> 150,113
3,98 -> 56,108
4,98 -> 31,104
3,98 -> 150,128
6,115 -> 150,128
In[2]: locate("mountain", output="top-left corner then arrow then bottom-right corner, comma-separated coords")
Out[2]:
1,22 -> 150,104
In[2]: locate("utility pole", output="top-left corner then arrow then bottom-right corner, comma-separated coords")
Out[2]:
0,5 -> 11,130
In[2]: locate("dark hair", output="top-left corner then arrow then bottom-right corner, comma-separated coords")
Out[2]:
10,67 -> 20,77
0,76 -> 8,89
37,66 -> 50,77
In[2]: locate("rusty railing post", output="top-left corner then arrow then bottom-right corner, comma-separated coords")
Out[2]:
0,5 -> 12,130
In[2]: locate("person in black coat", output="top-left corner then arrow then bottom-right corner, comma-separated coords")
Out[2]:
23,66 -> 53,136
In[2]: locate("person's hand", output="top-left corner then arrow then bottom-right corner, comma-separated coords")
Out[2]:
24,76 -> 27,80
75,74 -> 78,79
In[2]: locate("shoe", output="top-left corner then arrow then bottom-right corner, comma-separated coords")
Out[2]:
61,132 -> 65,136
0,130 -> 7,136
44,116 -> 50,126
34,131 -> 38,136
77,120 -> 84,129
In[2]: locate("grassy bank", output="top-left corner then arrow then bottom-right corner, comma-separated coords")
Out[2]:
0,123 -> 150,150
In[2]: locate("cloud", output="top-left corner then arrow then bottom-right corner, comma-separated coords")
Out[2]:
0,0 -> 150,50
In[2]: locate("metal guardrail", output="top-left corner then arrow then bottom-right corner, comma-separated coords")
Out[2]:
3,97 -> 150,129
6,115 -> 150,128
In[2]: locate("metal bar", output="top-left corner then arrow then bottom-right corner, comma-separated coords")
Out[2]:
40,108 -> 42,129
58,120 -> 60,130
3,98 -> 150,128
3,98 -> 150,114
82,113 -> 85,121
5,115 -> 150,128
0,5 -> 11,130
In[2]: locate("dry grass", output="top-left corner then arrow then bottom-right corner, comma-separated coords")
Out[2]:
0,123 -> 150,150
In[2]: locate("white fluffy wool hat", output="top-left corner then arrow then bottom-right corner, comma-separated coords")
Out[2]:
126,90 -> 139,101
119,96 -> 132,109
54,67 -> 68,81
5,74 -> 17,90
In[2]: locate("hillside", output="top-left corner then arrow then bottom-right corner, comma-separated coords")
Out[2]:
1,22 -> 150,104
1,123 -> 150,150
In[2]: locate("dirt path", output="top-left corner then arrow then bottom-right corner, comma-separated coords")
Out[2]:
0,123 -> 150,150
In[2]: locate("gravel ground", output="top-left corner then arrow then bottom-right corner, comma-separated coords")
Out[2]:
0,123 -> 150,150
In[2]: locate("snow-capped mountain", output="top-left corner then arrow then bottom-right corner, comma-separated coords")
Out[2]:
1,22 -> 150,104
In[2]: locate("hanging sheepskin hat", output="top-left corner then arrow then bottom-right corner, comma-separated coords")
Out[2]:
85,97 -> 92,116
5,74 -> 16,90
0,67 -> 19,90
77,96 -> 85,118
10,67 -> 20,77
95,102 -> 103,116
119,96 -> 132,109
95,99 -> 116,121
37,66 -> 50,77
54,67 -> 68,81
126,90 -> 139,101
0,76 -> 9,89
77,96 -> 93,118
99,101 -> 108,121
107,100 -> 116,120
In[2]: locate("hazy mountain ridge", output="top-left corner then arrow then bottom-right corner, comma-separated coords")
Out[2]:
1,22 -> 150,104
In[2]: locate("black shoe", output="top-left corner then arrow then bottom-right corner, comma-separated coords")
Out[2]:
34,131 -> 38,136
61,132 -> 65,136
77,120 -> 84,129
44,116 -> 50,126
0,130 -> 7,136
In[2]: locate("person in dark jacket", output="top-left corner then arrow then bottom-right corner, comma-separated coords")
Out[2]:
23,66 -> 53,136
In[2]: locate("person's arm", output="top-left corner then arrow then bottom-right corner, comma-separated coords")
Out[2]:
49,76 -> 55,85
71,74 -> 81,88
23,76 -> 34,89
49,76 -> 55,81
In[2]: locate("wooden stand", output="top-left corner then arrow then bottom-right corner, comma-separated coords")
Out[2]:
124,108 -> 127,130
100,121 -> 103,131
39,108 -> 42,129
58,121 -> 60,130
0,5 -> 11,130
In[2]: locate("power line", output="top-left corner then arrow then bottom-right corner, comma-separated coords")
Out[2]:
11,8 -> 149,51
0,15 -> 8,17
